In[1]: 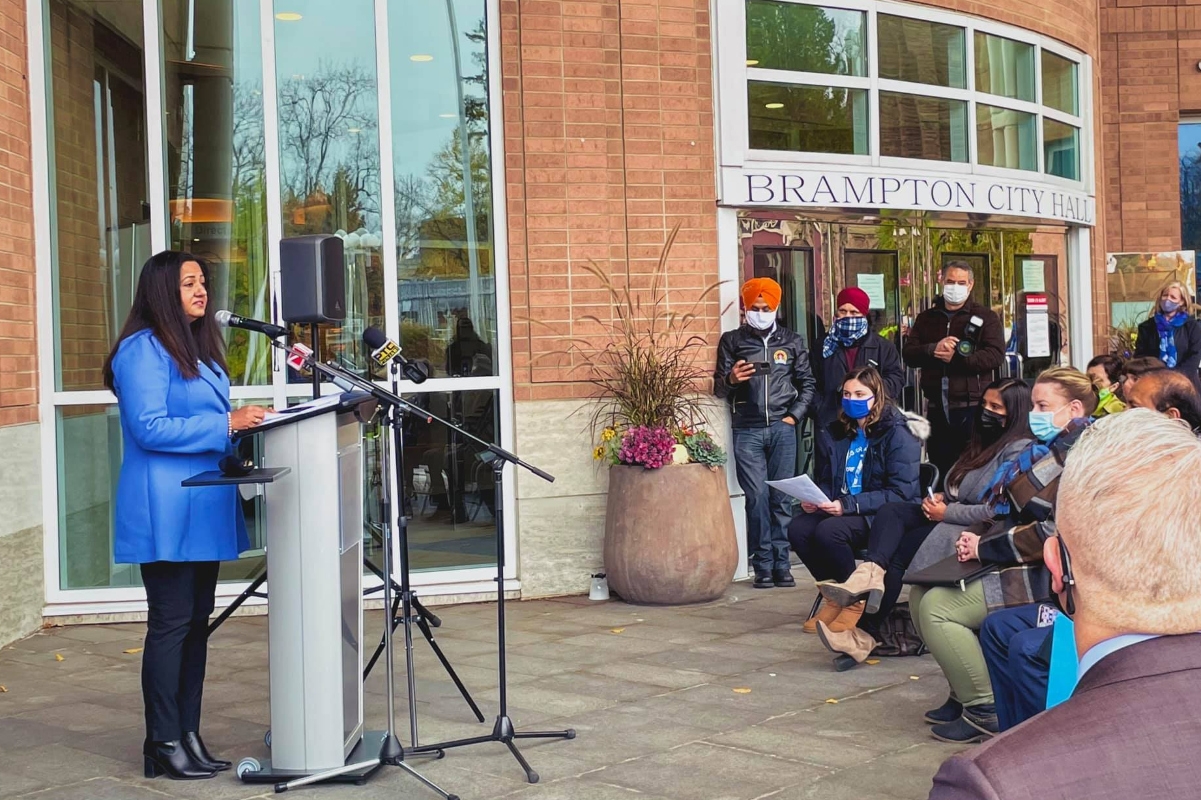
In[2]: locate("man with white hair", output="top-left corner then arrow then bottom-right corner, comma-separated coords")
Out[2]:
929,408 -> 1201,799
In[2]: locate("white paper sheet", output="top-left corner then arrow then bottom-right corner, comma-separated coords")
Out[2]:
856,273 -> 887,310
262,392 -> 343,423
766,474 -> 831,505
1025,308 -> 1052,358
1021,260 -> 1046,293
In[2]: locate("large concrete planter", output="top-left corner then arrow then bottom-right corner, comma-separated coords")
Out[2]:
603,464 -> 738,605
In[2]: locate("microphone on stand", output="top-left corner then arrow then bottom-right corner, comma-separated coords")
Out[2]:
363,326 -> 428,384
216,310 -> 288,339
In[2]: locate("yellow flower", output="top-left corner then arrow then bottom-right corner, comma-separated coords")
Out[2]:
601,428 -> 616,442
593,446 -> 605,460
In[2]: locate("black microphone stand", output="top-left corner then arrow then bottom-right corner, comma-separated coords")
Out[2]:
263,346 -> 458,799
309,356 -> 575,784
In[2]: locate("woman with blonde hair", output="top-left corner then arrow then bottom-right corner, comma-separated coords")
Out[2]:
1134,281 -> 1201,393
905,367 -> 1097,744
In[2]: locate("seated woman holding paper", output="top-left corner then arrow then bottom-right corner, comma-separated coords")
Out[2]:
907,367 -> 1097,744
814,378 -> 1034,663
787,366 -> 927,634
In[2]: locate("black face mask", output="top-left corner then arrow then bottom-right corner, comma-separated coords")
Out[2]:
978,408 -> 1006,441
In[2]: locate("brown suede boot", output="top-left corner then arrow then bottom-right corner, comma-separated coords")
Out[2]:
802,599 -> 841,634
816,621 -> 877,663
818,562 -> 886,613
827,601 -> 865,633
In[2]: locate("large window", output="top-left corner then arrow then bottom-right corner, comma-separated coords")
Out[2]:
1181,122 -> 1201,255
737,0 -> 1087,183
41,0 -> 507,597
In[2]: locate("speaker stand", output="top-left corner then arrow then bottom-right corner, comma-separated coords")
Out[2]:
309,323 -> 321,400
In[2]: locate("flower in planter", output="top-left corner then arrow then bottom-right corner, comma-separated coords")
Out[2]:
618,426 -> 676,469
684,430 -> 728,468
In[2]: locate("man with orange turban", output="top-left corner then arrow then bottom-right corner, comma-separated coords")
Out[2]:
715,277 -> 816,589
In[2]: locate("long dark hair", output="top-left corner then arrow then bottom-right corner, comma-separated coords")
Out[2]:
946,378 -> 1033,489
102,251 -> 228,390
835,366 -> 890,437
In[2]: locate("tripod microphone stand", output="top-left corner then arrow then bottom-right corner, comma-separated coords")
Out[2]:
303,353 -> 575,783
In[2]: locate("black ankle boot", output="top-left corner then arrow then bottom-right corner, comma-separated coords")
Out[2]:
143,740 -> 217,780
182,732 -> 231,772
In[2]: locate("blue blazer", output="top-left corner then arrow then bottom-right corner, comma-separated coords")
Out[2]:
111,329 -> 249,564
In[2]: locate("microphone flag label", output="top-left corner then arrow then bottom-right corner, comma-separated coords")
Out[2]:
371,340 -> 401,366
286,342 -> 313,371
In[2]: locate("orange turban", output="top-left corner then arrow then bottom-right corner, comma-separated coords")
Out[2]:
741,277 -> 782,311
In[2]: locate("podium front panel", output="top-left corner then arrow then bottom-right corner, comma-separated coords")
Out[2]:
261,410 -> 365,772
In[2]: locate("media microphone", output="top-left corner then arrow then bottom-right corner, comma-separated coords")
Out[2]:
284,342 -> 358,393
363,326 -> 428,383
216,310 -> 287,339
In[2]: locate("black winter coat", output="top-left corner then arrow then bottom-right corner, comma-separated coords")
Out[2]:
814,405 -> 928,516
1135,316 -> 1201,394
810,330 -> 906,429
714,324 -> 816,429
902,298 -> 1005,409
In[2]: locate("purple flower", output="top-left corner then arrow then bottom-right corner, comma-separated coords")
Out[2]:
618,426 -> 675,469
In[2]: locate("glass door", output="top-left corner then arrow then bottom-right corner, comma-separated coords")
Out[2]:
750,246 -> 817,474
833,224 -> 919,413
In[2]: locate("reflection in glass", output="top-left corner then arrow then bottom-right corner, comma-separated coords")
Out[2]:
49,0 -> 150,391
877,15 -> 966,89
748,81 -> 868,155
164,0 -> 271,387
1041,51 -> 1078,115
56,404 -> 266,590
879,92 -> 967,163
844,251 -> 900,339
273,0 -> 384,377
1044,120 -> 1079,180
390,0 -> 498,379
977,104 -> 1036,171
974,33 -> 1034,102
1179,123 -> 1201,253
745,1 -> 866,76
398,390 -> 500,571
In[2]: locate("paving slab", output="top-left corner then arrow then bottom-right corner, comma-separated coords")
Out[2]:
0,580 -> 963,799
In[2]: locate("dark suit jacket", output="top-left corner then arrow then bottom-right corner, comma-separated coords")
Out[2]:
928,633 -> 1201,800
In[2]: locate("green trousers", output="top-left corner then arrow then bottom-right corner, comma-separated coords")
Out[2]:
910,582 -> 993,708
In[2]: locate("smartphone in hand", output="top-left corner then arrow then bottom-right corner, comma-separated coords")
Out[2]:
751,361 -> 770,376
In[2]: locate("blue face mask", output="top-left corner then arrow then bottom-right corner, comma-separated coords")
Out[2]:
842,396 -> 874,420
1029,407 -> 1066,442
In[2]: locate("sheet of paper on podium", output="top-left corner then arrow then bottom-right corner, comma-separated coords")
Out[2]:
262,392 -> 343,423
766,474 -> 831,505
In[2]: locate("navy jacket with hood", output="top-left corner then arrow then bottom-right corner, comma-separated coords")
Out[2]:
814,404 -> 929,516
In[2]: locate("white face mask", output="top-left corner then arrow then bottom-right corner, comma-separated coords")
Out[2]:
746,310 -> 776,331
943,284 -> 970,306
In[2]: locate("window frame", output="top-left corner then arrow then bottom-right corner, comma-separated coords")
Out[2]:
30,0 -> 519,611
718,0 -> 1092,190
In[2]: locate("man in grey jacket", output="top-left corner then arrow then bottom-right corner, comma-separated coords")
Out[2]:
928,410 -> 1201,800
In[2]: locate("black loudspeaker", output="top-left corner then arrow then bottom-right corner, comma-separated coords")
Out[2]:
279,234 -> 347,324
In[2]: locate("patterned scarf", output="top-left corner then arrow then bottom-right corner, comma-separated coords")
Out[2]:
1154,312 -> 1188,368
981,439 -> 1050,517
822,316 -> 869,359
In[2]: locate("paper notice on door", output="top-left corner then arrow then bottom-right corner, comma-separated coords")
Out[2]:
857,273 -> 887,309
766,474 -> 832,505
1025,305 -> 1052,358
1021,260 -> 1046,293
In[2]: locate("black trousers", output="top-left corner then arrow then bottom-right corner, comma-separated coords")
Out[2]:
858,501 -> 936,631
787,512 -> 872,583
140,561 -> 220,742
926,405 -> 975,485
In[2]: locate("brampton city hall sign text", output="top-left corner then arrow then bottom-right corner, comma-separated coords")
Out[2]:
721,168 -> 1095,226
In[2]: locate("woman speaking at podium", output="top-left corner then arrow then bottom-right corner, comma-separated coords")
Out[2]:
102,251 -> 269,780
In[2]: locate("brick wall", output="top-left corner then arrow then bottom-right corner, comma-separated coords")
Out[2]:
0,0 -> 36,427
1100,0 -> 1194,255
502,0 -> 720,402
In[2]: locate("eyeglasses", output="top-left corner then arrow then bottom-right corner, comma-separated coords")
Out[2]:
1057,535 -> 1076,616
